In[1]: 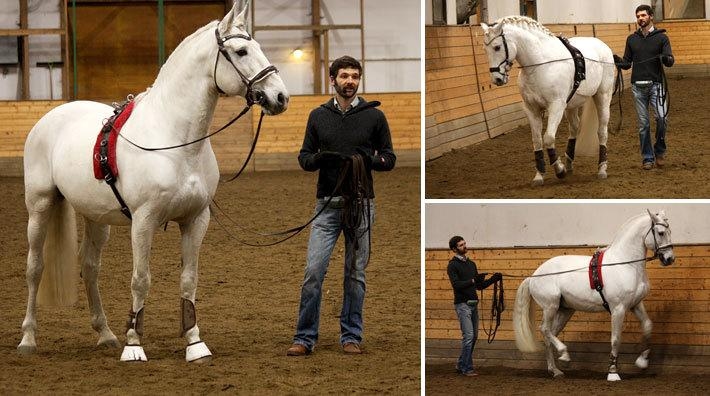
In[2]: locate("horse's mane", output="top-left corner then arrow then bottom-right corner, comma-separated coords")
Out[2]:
492,15 -> 554,38
608,212 -> 650,246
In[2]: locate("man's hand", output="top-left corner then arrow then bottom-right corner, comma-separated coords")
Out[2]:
355,147 -> 374,169
660,54 -> 674,66
315,151 -> 350,167
491,272 -> 503,282
613,54 -> 623,64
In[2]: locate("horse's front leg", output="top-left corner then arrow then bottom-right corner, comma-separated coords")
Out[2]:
594,92 -> 612,179
564,108 -> 580,174
120,214 -> 157,362
544,101 -> 568,179
632,302 -> 652,369
607,306 -> 626,381
179,207 -> 212,363
522,102 -> 545,186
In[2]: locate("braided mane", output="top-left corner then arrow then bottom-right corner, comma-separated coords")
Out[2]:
493,15 -> 555,38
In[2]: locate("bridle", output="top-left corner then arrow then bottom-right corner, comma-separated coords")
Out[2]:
645,214 -> 673,259
484,31 -> 513,78
214,28 -> 279,106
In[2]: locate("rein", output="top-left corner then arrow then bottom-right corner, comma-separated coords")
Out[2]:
479,276 -> 504,343
211,154 -> 372,248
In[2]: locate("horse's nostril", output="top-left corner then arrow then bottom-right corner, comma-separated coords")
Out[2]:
277,93 -> 286,105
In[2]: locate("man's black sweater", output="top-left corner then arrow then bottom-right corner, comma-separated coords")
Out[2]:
298,97 -> 396,198
447,256 -> 495,304
620,27 -> 674,83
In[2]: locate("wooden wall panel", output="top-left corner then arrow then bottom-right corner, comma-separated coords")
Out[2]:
425,20 -> 710,161
0,92 -> 420,176
425,245 -> 710,371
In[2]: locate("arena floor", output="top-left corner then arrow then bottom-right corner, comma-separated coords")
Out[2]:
426,76 -> 710,198
0,168 -> 420,394
426,362 -> 709,395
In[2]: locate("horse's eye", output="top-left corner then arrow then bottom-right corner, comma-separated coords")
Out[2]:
494,45 -> 501,51
236,49 -> 248,57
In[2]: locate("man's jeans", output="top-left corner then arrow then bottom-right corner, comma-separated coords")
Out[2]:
632,82 -> 668,164
293,197 -> 374,350
455,302 -> 479,373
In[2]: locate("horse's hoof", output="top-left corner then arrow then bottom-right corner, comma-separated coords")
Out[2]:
531,174 -> 544,186
120,345 -> 148,362
186,341 -> 212,362
190,355 -> 213,364
565,157 -> 574,174
552,370 -> 565,379
635,355 -> 649,369
553,159 -> 566,179
555,169 -> 567,179
598,162 -> 608,179
17,344 -> 37,355
98,337 -> 121,349
558,351 -> 570,362
607,373 -> 621,381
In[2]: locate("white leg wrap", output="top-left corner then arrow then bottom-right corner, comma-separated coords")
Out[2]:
120,345 -> 147,362
598,161 -> 608,179
607,372 -> 621,381
186,341 -> 212,362
531,171 -> 544,186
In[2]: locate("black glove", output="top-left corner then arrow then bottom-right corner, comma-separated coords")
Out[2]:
314,151 -> 349,167
660,54 -> 673,66
613,54 -> 623,64
355,147 -> 374,169
491,272 -> 503,282
474,273 -> 487,284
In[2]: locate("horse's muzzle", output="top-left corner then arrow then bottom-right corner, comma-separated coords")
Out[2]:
659,250 -> 675,266
260,91 -> 289,115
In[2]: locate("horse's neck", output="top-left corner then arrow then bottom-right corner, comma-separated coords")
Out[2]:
136,25 -> 220,145
507,27 -> 566,67
605,216 -> 649,265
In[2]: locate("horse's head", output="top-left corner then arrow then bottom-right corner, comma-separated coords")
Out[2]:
481,22 -> 516,86
214,0 -> 289,115
645,209 -> 675,266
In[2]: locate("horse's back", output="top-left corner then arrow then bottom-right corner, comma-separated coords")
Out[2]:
569,36 -> 613,61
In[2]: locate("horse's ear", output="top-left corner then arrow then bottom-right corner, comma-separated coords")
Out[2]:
481,23 -> 489,34
219,5 -> 236,35
234,0 -> 250,30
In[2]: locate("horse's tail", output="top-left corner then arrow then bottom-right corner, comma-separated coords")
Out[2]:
37,198 -> 78,306
513,278 -> 541,353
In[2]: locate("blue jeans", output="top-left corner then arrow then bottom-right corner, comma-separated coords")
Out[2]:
632,82 -> 668,164
455,302 -> 479,373
292,197 -> 374,350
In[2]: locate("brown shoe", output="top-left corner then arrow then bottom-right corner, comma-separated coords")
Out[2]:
656,155 -> 665,167
342,342 -> 362,354
463,371 -> 479,377
286,344 -> 310,356
642,162 -> 653,170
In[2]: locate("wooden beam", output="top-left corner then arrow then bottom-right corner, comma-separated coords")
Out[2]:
20,0 -> 30,100
312,0 -> 321,94
61,0 -> 69,99
253,24 -> 360,31
0,28 -> 66,36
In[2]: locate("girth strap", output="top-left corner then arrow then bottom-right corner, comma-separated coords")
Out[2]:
98,101 -> 134,219
558,36 -> 586,103
589,250 -> 610,313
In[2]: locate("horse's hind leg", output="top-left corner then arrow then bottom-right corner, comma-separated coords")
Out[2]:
632,302 -> 652,369
179,207 -> 212,362
551,307 -> 575,362
564,108 -> 581,174
523,102 -> 546,186
18,195 -> 56,354
80,218 -> 119,348
540,306 -> 570,378
594,92 -> 612,179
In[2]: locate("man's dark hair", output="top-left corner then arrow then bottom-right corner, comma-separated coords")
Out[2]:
449,236 -> 465,251
635,4 -> 653,16
329,55 -> 362,78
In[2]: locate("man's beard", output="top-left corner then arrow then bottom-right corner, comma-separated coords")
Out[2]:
334,82 -> 358,99
638,19 -> 648,27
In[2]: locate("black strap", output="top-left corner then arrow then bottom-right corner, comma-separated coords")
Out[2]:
590,251 -> 610,313
98,107 -> 132,220
558,36 -> 586,103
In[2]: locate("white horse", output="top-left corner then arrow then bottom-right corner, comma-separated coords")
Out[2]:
18,0 -> 288,362
481,16 -> 617,186
513,210 -> 675,381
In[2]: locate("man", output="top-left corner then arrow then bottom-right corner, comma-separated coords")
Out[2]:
447,236 -> 501,376
287,55 -> 396,356
616,4 -> 674,170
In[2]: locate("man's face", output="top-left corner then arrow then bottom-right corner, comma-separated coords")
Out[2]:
455,240 -> 467,255
636,10 -> 652,28
331,67 -> 361,99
